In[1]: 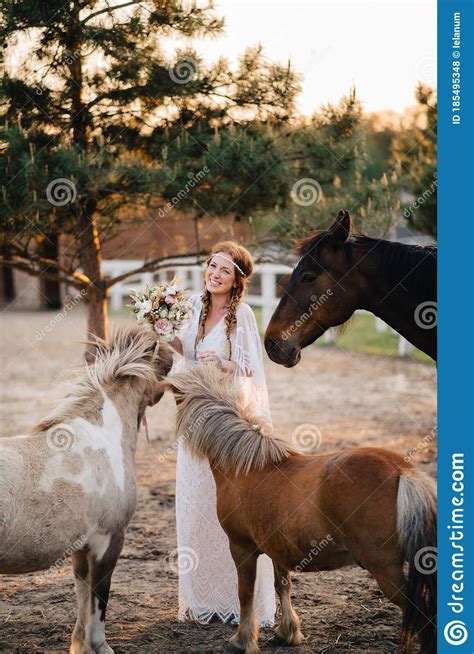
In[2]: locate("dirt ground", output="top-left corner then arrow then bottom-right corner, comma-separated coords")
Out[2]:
0,307 -> 437,654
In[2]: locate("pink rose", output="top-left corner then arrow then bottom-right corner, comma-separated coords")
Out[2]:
165,295 -> 175,305
154,318 -> 173,338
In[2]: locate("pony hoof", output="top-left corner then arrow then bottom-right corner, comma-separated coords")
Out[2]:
70,637 -> 87,654
273,629 -> 305,646
226,640 -> 259,654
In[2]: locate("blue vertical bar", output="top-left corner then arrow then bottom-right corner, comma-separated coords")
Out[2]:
438,0 -> 474,652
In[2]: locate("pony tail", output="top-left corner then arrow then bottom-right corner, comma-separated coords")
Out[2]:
224,287 -> 243,360
397,470 -> 437,653
195,290 -> 211,354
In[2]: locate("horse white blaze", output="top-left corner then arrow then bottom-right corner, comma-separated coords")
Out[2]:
38,393 -> 126,495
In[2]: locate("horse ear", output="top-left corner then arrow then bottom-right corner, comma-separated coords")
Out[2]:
329,210 -> 352,244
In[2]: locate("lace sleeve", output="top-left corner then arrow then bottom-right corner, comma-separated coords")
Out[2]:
232,303 -> 272,425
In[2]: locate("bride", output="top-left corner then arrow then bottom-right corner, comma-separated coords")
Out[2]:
169,241 -> 276,626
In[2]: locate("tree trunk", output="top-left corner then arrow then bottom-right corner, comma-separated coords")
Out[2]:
0,244 -> 16,303
77,205 -> 108,360
39,234 -> 62,309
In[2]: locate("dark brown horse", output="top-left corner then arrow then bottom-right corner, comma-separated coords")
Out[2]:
265,210 -> 437,366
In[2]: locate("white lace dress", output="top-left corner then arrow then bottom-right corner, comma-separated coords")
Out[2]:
174,293 -> 276,626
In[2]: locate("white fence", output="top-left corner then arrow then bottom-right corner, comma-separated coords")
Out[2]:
101,258 -> 414,356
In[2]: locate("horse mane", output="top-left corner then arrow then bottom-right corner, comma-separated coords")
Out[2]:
350,235 -> 437,296
294,229 -> 437,296
34,324 -> 162,433
294,229 -> 326,256
165,367 -> 297,475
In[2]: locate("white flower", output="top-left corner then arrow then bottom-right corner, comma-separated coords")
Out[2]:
136,298 -> 153,320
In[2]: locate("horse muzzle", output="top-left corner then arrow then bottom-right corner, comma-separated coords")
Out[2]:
264,335 -> 301,367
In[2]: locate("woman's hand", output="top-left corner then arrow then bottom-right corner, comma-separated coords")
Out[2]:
196,350 -> 237,373
196,350 -> 223,368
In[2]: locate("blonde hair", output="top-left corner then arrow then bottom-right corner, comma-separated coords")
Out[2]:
195,241 -> 254,359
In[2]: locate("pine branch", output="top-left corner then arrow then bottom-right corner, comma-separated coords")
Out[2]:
81,1 -> 143,25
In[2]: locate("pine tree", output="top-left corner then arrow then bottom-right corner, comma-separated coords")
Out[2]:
392,84 -> 437,237
0,0 -> 300,344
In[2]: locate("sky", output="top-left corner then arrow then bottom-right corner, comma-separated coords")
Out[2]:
169,0 -> 437,116
6,0 -> 437,118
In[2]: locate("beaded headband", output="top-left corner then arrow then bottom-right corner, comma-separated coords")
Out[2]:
210,252 -> 246,277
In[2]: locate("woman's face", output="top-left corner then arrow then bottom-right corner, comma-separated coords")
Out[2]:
205,253 -> 236,298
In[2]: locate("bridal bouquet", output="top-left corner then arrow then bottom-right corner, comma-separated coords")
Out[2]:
129,278 -> 193,341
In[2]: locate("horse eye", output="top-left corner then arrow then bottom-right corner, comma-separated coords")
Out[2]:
300,271 -> 316,283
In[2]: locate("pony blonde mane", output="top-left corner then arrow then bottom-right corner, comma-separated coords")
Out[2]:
34,324 -> 165,432
163,366 -> 297,474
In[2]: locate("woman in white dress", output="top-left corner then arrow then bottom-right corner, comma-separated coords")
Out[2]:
170,241 -> 276,626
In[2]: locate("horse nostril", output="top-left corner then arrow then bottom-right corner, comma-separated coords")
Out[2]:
265,336 -> 277,353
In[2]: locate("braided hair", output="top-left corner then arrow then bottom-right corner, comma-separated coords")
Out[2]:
194,241 -> 254,360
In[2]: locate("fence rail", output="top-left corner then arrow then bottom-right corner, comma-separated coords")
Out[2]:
100,258 -> 414,356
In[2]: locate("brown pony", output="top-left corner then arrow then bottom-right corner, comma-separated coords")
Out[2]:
265,210 -> 437,365
162,367 -> 437,654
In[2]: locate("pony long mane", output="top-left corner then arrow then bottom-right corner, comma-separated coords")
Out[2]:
165,367 -> 297,475
34,324 -> 161,432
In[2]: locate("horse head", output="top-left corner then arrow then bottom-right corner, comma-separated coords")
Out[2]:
86,324 -> 174,421
265,210 -> 363,366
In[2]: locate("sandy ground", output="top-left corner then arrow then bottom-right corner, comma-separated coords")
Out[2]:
0,307 -> 437,653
